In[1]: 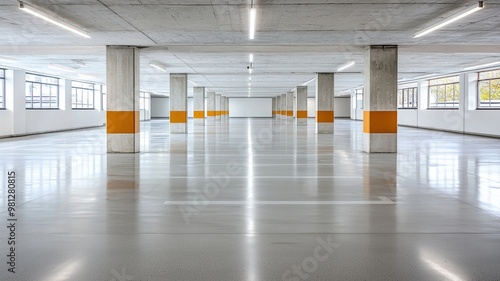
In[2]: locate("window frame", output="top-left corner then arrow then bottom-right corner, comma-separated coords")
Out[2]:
477,69 -> 500,109
71,81 -> 95,110
428,76 -> 460,109
398,86 -> 418,109
25,73 -> 60,109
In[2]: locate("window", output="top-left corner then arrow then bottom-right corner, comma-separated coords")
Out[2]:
354,89 -> 363,109
140,92 -> 150,111
398,86 -> 418,109
0,69 -> 5,109
428,76 -> 460,108
25,73 -> 59,109
72,81 -> 95,109
478,69 -> 500,108
101,85 -> 106,111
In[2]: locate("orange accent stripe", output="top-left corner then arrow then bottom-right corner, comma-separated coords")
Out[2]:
316,111 -> 334,123
207,111 -> 216,117
363,111 -> 398,133
287,110 -> 293,116
216,111 -> 221,116
107,111 -> 139,134
170,111 -> 187,123
297,111 -> 308,118
194,111 -> 204,119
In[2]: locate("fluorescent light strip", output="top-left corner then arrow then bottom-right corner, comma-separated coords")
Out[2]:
78,74 -> 96,80
0,56 -> 17,64
302,78 -> 315,86
463,61 -> 500,71
49,64 -> 75,72
19,2 -> 91,39
414,1 -> 484,38
249,54 -> 253,63
337,61 -> 355,72
150,63 -> 166,72
249,7 -> 256,40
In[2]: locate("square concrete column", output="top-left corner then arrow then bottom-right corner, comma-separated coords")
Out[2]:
315,73 -> 334,134
215,94 -> 221,120
106,46 -> 140,153
193,86 -> 205,126
170,73 -> 188,134
276,96 -> 281,119
281,93 -> 286,119
221,96 -> 226,118
296,86 -> 308,126
286,91 -> 294,122
363,45 -> 398,153
207,92 -> 215,121
272,97 -> 276,117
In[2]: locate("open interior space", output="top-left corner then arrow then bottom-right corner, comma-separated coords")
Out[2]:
1,119 -> 500,280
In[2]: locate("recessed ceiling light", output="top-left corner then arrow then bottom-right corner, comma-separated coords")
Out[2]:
48,64 -> 75,72
0,56 -> 17,64
19,1 -> 91,38
414,1 -> 484,38
302,77 -> 315,85
337,61 -> 355,72
249,6 -> 256,40
150,62 -> 167,72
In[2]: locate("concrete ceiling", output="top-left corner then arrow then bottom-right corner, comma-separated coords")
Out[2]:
0,0 -> 499,97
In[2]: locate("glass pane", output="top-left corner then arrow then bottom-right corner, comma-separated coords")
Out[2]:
479,69 -> 500,80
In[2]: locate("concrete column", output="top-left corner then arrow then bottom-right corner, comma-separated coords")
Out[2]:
363,45 -> 398,153
221,96 -> 226,118
272,97 -> 276,117
226,97 -> 230,117
193,86 -> 205,126
6,70 -> 26,136
215,94 -> 221,120
106,46 -> 140,153
276,96 -> 281,119
169,73 -> 188,134
296,86 -> 308,126
315,73 -> 334,134
281,93 -> 286,119
286,91 -> 294,122
207,92 -> 215,122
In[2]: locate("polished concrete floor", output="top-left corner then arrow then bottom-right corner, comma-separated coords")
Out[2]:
1,118 -> 500,280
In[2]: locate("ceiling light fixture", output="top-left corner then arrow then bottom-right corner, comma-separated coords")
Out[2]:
302,77 -> 315,86
249,54 -> 254,63
249,1 -> 256,40
0,56 -> 17,64
150,62 -> 167,72
463,61 -> 500,71
249,77 -> 252,81
413,1 -> 484,38
78,73 -> 96,80
337,61 -> 356,72
48,64 -> 75,72
19,1 -> 91,39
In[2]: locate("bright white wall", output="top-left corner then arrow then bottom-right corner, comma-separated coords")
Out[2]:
151,97 -> 169,118
351,73 -> 500,137
229,98 -> 272,117
335,97 -> 351,118
0,73 -> 106,138
306,97 -> 351,118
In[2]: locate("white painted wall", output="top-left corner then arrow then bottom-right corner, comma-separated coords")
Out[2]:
334,97 -> 351,118
306,97 -> 351,118
0,72 -> 106,138
351,73 -> 500,137
151,97 -> 169,118
229,98 -> 272,117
